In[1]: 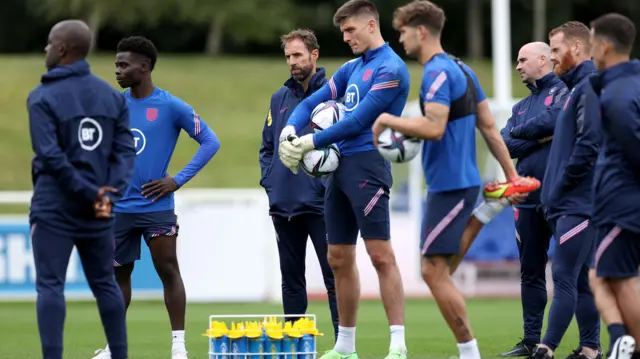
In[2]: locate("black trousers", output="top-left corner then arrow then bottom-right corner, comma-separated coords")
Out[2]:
272,214 -> 339,339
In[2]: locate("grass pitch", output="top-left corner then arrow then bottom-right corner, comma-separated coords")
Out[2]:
0,55 -> 529,193
0,299 -> 603,359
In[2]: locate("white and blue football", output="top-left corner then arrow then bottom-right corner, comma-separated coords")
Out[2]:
377,128 -> 422,163
300,144 -> 341,177
310,101 -> 346,133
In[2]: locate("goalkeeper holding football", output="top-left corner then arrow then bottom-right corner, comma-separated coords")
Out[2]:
278,1 -> 411,358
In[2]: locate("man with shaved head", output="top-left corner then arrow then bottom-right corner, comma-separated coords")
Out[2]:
499,41 -> 569,358
511,22 -> 602,359
28,19 -> 134,359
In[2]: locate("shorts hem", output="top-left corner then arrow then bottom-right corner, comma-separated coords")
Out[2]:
113,258 -> 137,267
360,235 -> 391,241
422,251 -> 459,257
596,270 -> 639,279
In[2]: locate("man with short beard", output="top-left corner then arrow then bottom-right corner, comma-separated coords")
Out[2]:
511,21 -> 602,359
258,28 -> 339,339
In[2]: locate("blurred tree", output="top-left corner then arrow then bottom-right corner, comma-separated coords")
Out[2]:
466,0 -> 484,59
532,0 -> 547,42
177,0 -> 295,56
29,0 -> 167,51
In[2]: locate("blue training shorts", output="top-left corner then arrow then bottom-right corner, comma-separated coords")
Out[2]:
595,224 -> 640,279
113,210 -> 179,266
324,150 -> 393,244
420,186 -> 480,256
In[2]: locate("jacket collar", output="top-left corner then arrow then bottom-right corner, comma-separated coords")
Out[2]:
590,59 -> 640,94
560,60 -> 596,88
284,67 -> 327,98
526,72 -> 557,93
41,60 -> 91,83
361,42 -> 389,62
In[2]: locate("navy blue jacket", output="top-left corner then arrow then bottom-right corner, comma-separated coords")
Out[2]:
536,61 -> 600,219
501,72 -> 568,207
259,68 -> 327,218
590,60 -> 640,233
28,60 -> 136,235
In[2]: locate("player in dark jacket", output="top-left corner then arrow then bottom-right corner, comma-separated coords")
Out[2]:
512,22 -> 601,359
28,20 -> 135,359
258,29 -> 338,338
499,42 -> 568,358
589,13 -> 640,359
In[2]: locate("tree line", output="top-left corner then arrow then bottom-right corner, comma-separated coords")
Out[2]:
1,0 -> 638,58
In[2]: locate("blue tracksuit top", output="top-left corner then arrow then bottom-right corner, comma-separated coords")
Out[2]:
259,68 -> 327,218
538,60 -> 600,219
589,60 -> 640,233
287,43 -> 410,156
502,72 -> 568,207
28,60 -> 136,235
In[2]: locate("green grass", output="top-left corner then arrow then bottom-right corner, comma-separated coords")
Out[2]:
0,55 -> 529,192
0,299 -> 603,359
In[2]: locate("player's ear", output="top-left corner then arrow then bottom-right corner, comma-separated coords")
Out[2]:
58,42 -> 67,58
140,61 -> 150,72
539,55 -> 546,68
573,40 -> 582,56
368,18 -> 376,33
311,49 -> 319,61
418,25 -> 428,41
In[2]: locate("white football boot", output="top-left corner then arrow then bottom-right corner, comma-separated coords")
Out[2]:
171,347 -> 188,359
609,335 -> 636,359
90,346 -> 111,359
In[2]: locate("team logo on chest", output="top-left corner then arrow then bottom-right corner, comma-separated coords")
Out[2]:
344,84 -> 360,112
146,108 -> 158,121
362,69 -> 373,81
78,117 -> 103,151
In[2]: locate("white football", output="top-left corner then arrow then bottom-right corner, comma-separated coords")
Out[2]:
300,144 -> 341,177
310,100 -> 345,132
377,128 -> 422,163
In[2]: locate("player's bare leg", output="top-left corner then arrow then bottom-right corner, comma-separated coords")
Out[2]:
327,244 -> 360,354
589,269 -> 627,357
364,239 -> 406,356
422,255 -> 480,359
609,278 -> 640,357
450,198 -> 514,274
115,264 -> 135,309
450,217 -> 483,274
149,235 -> 187,358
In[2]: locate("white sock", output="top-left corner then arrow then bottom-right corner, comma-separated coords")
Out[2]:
389,325 -> 407,354
472,198 -> 510,224
334,326 -> 356,354
172,330 -> 185,350
457,338 -> 481,359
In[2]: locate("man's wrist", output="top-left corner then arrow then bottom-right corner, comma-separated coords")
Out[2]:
304,134 -> 316,150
